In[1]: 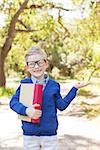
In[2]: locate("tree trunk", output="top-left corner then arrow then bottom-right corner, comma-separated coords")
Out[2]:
0,0 -> 29,88
0,51 -> 6,87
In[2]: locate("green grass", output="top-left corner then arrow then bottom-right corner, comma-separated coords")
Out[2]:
78,88 -> 97,98
84,108 -> 100,118
80,101 -> 100,119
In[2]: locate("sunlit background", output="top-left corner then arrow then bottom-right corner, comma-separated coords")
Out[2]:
0,0 -> 100,149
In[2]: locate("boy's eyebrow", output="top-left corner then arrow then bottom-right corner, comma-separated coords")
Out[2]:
27,59 -> 46,64
28,60 -> 40,63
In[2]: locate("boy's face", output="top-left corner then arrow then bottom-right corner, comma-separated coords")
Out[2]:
26,54 -> 48,80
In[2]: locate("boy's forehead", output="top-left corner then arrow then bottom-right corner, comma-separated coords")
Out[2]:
27,54 -> 45,62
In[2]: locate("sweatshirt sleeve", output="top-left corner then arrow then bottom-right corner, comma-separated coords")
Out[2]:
9,84 -> 27,115
55,83 -> 78,111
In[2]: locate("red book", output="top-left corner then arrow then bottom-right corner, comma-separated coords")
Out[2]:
18,83 -> 43,123
31,84 -> 43,123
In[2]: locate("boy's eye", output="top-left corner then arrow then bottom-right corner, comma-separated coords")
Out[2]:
38,60 -> 45,65
28,60 -> 46,68
29,62 -> 35,66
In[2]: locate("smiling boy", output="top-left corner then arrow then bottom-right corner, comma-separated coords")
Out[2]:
10,45 -> 89,150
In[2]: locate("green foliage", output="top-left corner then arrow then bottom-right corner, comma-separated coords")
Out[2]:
0,87 -> 15,97
93,42 -> 100,64
0,0 -> 100,80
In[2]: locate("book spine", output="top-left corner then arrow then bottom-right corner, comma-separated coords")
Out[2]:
31,84 -> 43,123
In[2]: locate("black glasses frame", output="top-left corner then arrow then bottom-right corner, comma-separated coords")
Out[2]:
27,59 -> 46,68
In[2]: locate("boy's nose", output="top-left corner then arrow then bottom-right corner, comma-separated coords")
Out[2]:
34,63 -> 39,68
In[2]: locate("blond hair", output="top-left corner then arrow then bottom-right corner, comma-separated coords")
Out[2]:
25,45 -> 47,62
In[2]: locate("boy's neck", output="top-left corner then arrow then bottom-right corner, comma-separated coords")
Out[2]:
32,74 -> 45,81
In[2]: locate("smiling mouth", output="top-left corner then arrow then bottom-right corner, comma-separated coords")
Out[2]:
34,69 -> 42,72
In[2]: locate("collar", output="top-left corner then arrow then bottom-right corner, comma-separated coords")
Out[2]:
31,74 -> 49,85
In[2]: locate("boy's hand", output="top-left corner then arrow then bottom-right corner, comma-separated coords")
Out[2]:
26,104 -> 42,119
75,81 -> 91,89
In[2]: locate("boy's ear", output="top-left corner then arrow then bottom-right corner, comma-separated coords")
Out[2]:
46,60 -> 49,68
25,64 -> 29,71
25,65 -> 31,77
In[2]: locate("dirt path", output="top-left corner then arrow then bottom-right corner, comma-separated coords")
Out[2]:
0,80 -> 100,150
0,103 -> 100,150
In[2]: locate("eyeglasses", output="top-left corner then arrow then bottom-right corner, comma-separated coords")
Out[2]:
27,59 -> 46,68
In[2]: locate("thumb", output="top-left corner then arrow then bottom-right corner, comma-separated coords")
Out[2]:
33,103 -> 40,108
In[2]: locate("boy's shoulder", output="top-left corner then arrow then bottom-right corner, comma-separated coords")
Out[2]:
49,78 -> 60,86
20,77 -> 32,83
20,77 -> 60,86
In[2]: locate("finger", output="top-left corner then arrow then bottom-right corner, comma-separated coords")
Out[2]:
32,113 -> 42,119
33,103 -> 40,108
35,111 -> 42,116
32,117 -> 39,119
36,113 -> 42,117
36,109 -> 42,112
83,82 -> 90,86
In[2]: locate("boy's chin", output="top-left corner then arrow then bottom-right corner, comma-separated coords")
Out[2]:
32,73 -> 44,79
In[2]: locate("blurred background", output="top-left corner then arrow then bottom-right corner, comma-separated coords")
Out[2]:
0,0 -> 100,149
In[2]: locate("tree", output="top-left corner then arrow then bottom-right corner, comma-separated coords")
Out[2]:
0,0 -> 29,87
73,0 -> 100,79
0,0 -> 72,87
0,0 -> 99,87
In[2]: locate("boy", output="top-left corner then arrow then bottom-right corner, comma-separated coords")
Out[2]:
10,45 -> 89,150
